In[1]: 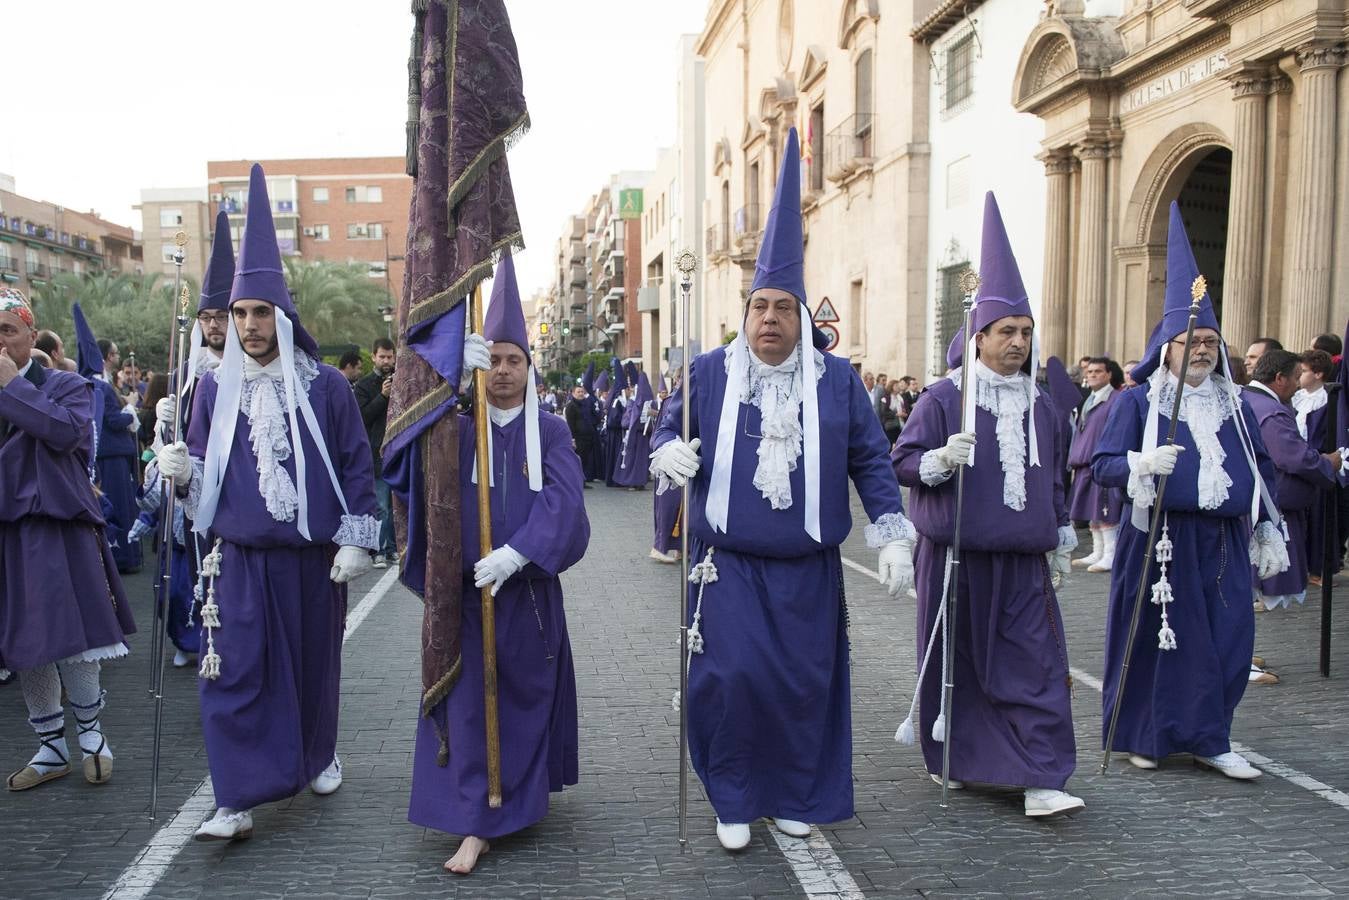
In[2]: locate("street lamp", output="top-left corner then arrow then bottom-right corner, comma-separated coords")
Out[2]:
378,304 -> 394,340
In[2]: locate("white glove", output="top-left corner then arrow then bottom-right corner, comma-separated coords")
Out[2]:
1251,520 -> 1290,581
935,432 -> 976,471
329,545 -> 372,584
155,441 -> 191,488
155,396 -> 177,430
460,333 -> 492,392
1137,444 -> 1183,476
650,437 -> 702,487
1048,547 -> 1072,590
1056,525 -> 1079,553
128,518 -> 153,543
877,539 -> 915,598
473,544 -> 528,597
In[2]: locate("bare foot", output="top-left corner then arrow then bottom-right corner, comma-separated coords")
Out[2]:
444,835 -> 490,874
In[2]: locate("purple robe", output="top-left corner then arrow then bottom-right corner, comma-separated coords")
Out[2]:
613,398 -> 652,487
1067,388 -> 1124,524
1300,402 -> 1342,577
0,363 -> 135,671
564,394 -> 604,482
653,347 -> 904,824
1245,386 -> 1337,598
603,394 -> 627,486
186,363 -> 378,810
1092,383 -> 1278,759
95,378 -> 143,573
409,409 -> 587,838
891,375 -> 1076,789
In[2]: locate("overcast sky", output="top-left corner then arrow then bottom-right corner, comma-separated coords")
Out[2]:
4,0 -> 707,298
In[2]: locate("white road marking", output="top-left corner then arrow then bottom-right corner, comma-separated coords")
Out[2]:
100,566 -> 402,900
768,824 -> 867,900
841,554 -> 1349,816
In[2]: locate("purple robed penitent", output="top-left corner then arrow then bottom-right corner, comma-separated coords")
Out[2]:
892,377 -> 1077,789
613,373 -> 653,487
653,349 -> 904,824
408,410 -> 587,838
186,364 -> 377,811
652,397 -> 681,554
1067,389 -> 1124,524
1245,385 -> 1337,600
0,363 -> 135,672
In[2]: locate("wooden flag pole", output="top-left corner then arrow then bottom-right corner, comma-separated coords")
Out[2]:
471,284 -> 503,808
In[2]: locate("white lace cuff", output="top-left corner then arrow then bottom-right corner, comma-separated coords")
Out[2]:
865,511 -> 916,549
334,513 -> 380,551
1057,525 -> 1078,552
1126,450 -> 1156,508
181,457 -> 205,522
919,449 -> 954,486
1250,520 -> 1289,576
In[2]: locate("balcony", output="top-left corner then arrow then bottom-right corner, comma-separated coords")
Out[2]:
705,224 -> 729,258
825,113 -> 876,183
27,263 -> 50,280
603,253 -> 624,283
569,239 -> 585,263
637,278 -> 663,313
569,264 -> 586,287
734,203 -> 762,255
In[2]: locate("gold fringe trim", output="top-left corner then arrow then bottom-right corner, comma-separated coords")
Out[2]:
384,380 -> 455,450
404,231 -> 523,331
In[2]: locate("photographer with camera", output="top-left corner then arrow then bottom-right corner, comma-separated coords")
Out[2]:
354,337 -> 398,567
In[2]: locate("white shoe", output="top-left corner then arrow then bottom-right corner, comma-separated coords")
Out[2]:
1073,530 -> 1104,568
1195,751 -> 1261,780
715,819 -> 751,850
1128,754 -> 1158,770
648,548 -> 678,564
172,650 -> 196,668
1088,527 -> 1118,573
372,554 -> 389,569
772,818 -> 811,838
311,757 -> 343,795
1024,788 -> 1085,817
929,772 -> 965,790
194,807 -> 253,841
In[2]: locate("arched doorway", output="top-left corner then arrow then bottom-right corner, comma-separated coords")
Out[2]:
1173,147 -> 1232,322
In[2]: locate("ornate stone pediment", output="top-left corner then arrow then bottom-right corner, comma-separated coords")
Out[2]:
1013,16 -> 1126,113
798,44 -> 828,92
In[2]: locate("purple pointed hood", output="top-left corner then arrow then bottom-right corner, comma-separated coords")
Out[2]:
946,192 -> 1036,372
483,252 -> 530,367
1045,356 -> 1080,422
200,210 -> 235,312
658,372 -> 668,394
581,360 -> 596,394
634,371 -> 653,407
595,369 -> 610,394
1131,202 -> 1222,383
230,163 -> 318,356
610,356 -> 628,392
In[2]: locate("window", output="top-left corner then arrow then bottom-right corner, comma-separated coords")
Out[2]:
312,187 -> 329,203
854,50 -> 874,157
932,263 -> 968,372
944,34 -> 974,111
849,279 -> 864,352
161,243 -> 177,264
310,224 -> 330,241
160,208 -> 183,228
345,186 -> 382,203
946,156 -> 971,209
346,223 -> 384,240
809,104 -> 825,193
72,260 -> 82,276
26,248 -> 38,268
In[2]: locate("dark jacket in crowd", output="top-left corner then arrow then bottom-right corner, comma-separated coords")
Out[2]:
353,369 -> 391,475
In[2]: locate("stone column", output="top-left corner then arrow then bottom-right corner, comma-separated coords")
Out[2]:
1039,150 -> 1075,360
1073,139 -> 1110,357
1220,68 -> 1270,350
1286,44 -> 1347,348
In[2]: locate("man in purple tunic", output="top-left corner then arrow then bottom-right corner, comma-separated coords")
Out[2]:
650,380 -> 682,563
891,192 -> 1083,818
602,359 -> 628,487
651,128 -> 915,851
1246,350 -> 1340,611
406,253 -> 587,874
1069,357 -> 1125,572
1293,349 -> 1344,585
1093,203 -> 1286,781
156,165 -> 379,840
614,369 -> 653,489
93,338 -> 142,573
0,288 -> 135,790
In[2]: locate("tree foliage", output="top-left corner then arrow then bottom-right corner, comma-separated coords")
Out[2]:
25,259 -> 390,371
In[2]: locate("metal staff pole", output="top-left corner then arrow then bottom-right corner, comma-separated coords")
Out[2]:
939,269 -> 979,809
1101,275 -> 1207,774
673,248 -> 698,848
146,236 -> 187,698
149,235 -> 193,818
471,284 -> 504,809
1320,383 -> 1341,678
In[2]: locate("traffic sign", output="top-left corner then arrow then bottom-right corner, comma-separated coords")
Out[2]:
817,323 -> 839,352
813,297 -> 839,323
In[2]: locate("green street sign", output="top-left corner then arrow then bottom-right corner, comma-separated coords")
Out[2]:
618,189 -> 643,220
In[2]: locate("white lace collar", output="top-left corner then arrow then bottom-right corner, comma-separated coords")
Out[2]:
239,349 -> 320,524
195,349 -> 222,375
971,360 -> 1031,511
1292,387 -> 1327,440
1156,370 -> 1233,511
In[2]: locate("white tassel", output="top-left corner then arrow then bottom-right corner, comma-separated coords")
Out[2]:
197,538 -> 224,680
1150,520 -> 1178,651
671,690 -> 681,711
895,716 -> 915,745
931,713 -> 946,743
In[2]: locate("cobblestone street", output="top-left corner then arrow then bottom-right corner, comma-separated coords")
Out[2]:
3,484 -> 1348,899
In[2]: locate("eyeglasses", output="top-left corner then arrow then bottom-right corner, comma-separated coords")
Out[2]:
1169,337 -> 1221,351
196,312 -> 229,324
